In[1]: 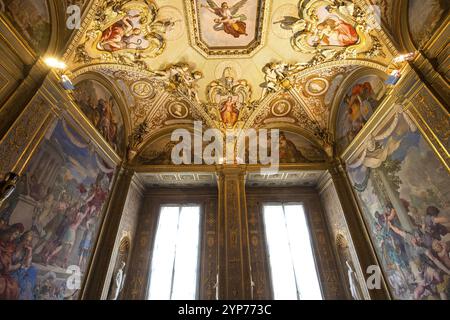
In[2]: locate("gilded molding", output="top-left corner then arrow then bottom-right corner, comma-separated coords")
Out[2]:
184,0 -> 271,58
0,96 -> 52,176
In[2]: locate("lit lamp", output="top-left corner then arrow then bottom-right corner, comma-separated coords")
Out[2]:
392,52 -> 416,64
43,56 -> 74,91
43,57 -> 67,70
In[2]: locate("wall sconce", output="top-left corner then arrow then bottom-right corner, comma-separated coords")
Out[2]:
385,70 -> 402,86
43,57 -> 67,70
61,74 -> 75,90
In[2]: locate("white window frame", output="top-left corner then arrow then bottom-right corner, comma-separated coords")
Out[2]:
262,202 -> 323,300
146,203 -> 202,300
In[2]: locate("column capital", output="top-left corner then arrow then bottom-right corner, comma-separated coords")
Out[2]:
215,164 -> 247,180
328,157 -> 347,178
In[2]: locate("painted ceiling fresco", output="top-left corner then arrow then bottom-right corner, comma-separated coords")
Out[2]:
1,0 -> 51,53
60,0 -> 413,160
186,0 -> 268,56
2,0 -> 448,302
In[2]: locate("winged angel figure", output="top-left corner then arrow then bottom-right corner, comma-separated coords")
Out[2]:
202,0 -> 249,38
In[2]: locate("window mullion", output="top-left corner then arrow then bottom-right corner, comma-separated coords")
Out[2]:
169,206 -> 182,299
282,203 -> 301,300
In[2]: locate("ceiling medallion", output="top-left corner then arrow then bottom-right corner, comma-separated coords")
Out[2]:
270,99 -> 292,117
131,80 -> 155,99
305,77 -> 329,96
157,6 -> 185,41
168,101 -> 189,119
186,0 -> 270,58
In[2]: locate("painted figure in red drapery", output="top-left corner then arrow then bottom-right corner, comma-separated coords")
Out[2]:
220,96 -> 239,127
98,15 -> 142,52
316,18 -> 359,47
202,0 -> 249,38
0,223 -> 24,300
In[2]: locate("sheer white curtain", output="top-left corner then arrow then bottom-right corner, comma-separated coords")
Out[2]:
148,205 -> 200,300
263,203 -> 322,300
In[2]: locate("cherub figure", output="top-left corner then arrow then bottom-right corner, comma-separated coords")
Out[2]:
260,62 -> 291,99
150,64 -> 203,103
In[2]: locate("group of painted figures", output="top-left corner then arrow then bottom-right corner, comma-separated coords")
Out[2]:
372,201 -> 450,299
0,171 -> 108,300
74,83 -> 122,153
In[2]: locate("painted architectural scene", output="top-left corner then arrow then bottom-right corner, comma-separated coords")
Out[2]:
348,113 -> 450,300
0,120 -> 115,300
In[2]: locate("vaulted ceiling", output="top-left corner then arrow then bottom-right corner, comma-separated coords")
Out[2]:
61,0 -> 403,162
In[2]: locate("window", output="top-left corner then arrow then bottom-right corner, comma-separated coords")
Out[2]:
147,205 -> 201,300
263,203 -> 323,300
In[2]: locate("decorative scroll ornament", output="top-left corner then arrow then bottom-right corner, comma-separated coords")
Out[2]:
275,0 -> 384,66
206,67 -> 254,129
260,62 -> 305,100
75,0 -> 178,69
127,119 -> 149,161
97,68 -> 158,124
148,63 -> 203,103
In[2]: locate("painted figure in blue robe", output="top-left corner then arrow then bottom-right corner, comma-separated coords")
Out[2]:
12,231 -> 37,300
